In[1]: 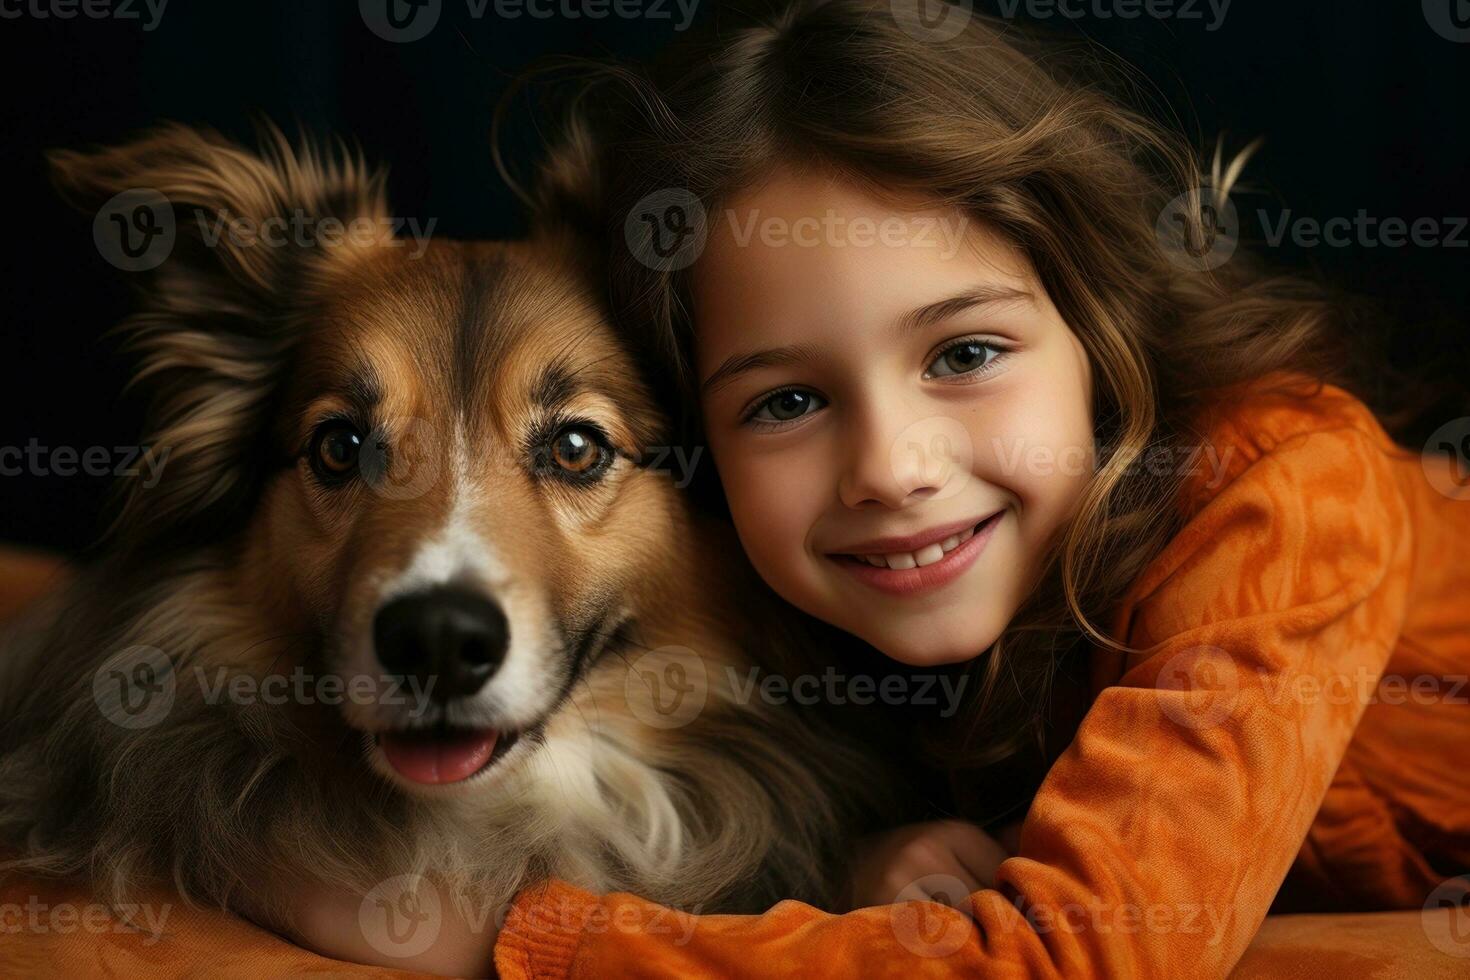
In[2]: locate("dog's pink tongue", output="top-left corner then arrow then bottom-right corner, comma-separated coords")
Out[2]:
380,729 -> 498,784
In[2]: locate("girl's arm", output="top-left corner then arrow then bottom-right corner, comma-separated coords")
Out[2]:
495,417 -> 1414,979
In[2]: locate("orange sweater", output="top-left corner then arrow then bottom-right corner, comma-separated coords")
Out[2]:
494,375 -> 1470,978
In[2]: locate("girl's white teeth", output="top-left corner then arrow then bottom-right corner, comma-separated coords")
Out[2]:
913,543 -> 945,567
863,523 -> 981,571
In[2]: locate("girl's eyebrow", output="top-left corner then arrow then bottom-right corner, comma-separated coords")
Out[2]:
700,285 -> 1034,395
702,342 -> 823,396
896,284 -> 1034,335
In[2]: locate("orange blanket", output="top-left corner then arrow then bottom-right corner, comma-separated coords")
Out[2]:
0,853 -> 1464,977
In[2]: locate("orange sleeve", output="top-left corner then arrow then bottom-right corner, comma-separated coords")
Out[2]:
494,421 -> 1414,980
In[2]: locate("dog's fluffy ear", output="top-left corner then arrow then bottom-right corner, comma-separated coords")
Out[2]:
48,123 -> 391,550
528,110 -> 605,246
50,122 -> 390,310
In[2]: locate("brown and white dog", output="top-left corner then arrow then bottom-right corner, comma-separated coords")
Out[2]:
0,126 -> 886,972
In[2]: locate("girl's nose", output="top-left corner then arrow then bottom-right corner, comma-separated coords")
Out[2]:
836,411 -> 950,510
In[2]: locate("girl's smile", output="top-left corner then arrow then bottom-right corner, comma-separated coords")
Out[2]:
824,508 -> 1006,597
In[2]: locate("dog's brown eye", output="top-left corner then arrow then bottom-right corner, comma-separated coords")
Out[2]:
543,424 -> 612,482
552,427 -> 598,472
311,421 -> 363,482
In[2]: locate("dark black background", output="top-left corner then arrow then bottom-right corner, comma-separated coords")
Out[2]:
1,0 -> 1466,553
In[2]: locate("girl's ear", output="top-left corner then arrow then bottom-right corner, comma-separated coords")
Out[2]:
47,123 -> 391,551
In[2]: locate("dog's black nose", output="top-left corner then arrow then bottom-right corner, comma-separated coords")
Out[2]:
373,588 -> 509,700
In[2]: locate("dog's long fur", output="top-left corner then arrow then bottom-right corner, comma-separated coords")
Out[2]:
0,125 -> 887,945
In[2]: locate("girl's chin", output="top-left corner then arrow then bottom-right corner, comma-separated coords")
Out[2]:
854,619 -> 1002,668
783,577 -> 1006,666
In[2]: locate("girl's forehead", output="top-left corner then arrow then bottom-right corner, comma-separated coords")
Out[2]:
702,167 -> 1032,281
690,168 -> 1039,360
718,165 -> 961,233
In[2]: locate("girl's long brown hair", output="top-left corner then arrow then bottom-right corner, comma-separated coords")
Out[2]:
507,0 -> 1458,818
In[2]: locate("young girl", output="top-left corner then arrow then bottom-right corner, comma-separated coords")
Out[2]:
485,1 -> 1470,975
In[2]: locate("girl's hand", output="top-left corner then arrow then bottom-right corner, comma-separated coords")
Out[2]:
282,876 -> 499,978
845,819 -> 1012,912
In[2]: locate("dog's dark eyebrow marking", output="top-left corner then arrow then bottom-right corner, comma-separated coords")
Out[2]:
344,365 -> 383,417
530,362 -> 581,412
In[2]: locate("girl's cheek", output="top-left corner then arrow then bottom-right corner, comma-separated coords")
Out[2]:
975,420 -> 1083,507
718,444 -> 827,596
972,382 -> 1094,542
714,443 -> 799,555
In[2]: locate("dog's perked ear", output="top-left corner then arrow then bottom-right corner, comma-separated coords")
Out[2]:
499,64 -> 628,257
47,122 -> 391,551
527,109 -> 605,247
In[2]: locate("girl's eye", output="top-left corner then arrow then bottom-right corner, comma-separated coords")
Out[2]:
749,388 -> 826,425
542,423 -> 614,482
925,339 -> 1005,379
310,420 -> 364,483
